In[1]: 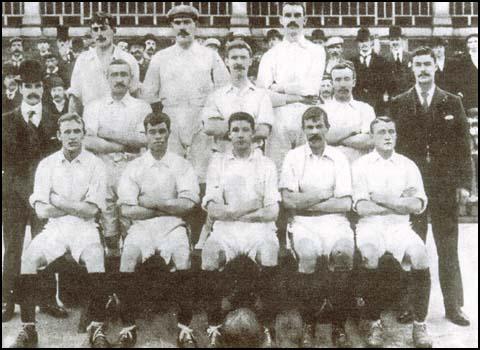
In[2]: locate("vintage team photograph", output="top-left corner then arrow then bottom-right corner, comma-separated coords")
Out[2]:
1,1 -> 478,348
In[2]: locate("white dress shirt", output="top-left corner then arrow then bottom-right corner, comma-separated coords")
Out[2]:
415,83 -> 436,108
21,102 -> 42,127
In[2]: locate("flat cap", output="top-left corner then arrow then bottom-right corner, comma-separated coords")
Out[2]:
48,75 -> 65,88
19,59 -> 44,83
225,39 -> 252,55
143,33 -> 158,43
205,38 -> 221,48
326,36 -> 344,47
167,5 -> 199,21
311,29 -> 326,42
389,25 -> 403,39
9,37 -> 23,45
356,27 -> 371,42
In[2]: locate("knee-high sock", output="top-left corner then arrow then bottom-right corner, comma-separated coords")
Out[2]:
353,268 -> 382,321
202,270 -> 224,325
87,273 -> 107,323
118,273 -> 137,327
330,270 -> 353,325
257,266 -> 282,325
410,269 -> 431,323
37,269 -> 57,307
290,272 -> 318,326
174,270 -> 194,326
17,275 -> 38,324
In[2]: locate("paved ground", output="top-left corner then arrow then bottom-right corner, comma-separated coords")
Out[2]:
2,224 -> 478,348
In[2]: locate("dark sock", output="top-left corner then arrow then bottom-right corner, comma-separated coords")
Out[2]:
175,270 -> 194,326
118,273 -> 136,326
257,266 -> 280,325
18,275 -> 38,323
37,269 -> 57,307
87,273 -> 107,322
410,268 -> 431,323
293,272 -> 317,326
203,270 -> 224,325
330,270 -> 353,325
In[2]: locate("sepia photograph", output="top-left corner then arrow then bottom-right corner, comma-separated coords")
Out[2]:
1,1 -> 478,348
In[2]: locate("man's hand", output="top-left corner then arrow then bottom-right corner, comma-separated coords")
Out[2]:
401,187 -> 418,198
138,194 -> 159,209
300,95 -> 320,105
456,188 -> 470,205
50,191 -> 64,207
97,125 -> 115,140
370,192 -> 391,205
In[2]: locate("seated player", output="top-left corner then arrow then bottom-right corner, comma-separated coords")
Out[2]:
201,112 -> 280,348
116,112 -> 200,348
9,113 -> 108,348
352,116 -> 432,348
280,106 -> 355,347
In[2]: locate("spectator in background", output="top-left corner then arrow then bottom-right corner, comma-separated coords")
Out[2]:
35,36 -> 52,62
205,38 -> 222,54
56,25 -> 74,65
325,36 -> 346,75
457,34 -> 478,111
265,29 -> 282,49
129,38 -> 149,82
71,37 -> 85,58
385,25 -> 414,101
83,30 -> 95,49
5,37 -> 25,74
432,37 -> 455,93
143,33 -> 158,62
319,77 -> 334,103
311,29 -> 326,46
2,63 -> 22,113
46,76 -> 69,119
43,53 -> 69,93
117,40 -> 129,52
467,108 -> 478,204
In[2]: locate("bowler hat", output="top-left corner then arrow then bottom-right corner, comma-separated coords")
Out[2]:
19,60 -> 44,83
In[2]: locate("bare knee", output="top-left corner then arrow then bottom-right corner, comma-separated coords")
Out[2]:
329,239 -> 354,271
80,243 -> 105,272
173,244 -> 191,271
359,243 -> 382,269
21,252 -> 46,274
295,238 -> 318,274
120,244 -> 142,272
256,239 -> 279,267
405,244 -> 429,270
202,240 -> 225,271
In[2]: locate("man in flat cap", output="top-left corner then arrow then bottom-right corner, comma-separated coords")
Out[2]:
265,29 -> 282,49
384,25 -> 415,101
325,36 -> 347,75
34,36 -> 52,63
205,37 -> 222,53
43,53 -> 69,90
2,60 -> 62,323
350,27 -> 389,114
311,29 -> 326,46
5,37 -> 25,74
69,11 -> 140,115
142,4 -> 229,160
46,75 -> 69,120
129,38 -> 149,82
2,63 -> 22,113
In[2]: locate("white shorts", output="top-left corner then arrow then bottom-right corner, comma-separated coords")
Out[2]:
356,220 -> 427,269
204,221 -> 279,266
123,219 -> 190,266
24,216 -> 101,265
288,215 -> 354,257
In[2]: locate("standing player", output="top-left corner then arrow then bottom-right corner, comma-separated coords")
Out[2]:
9,113 -> 108,348
142,4 -> 230,158
68,12 -> 140,114
115,112 -> 200,348
352,117 -> 432,348
280,106 -> 355,347
201,112 -> 280,348
257,1 -> 326,171
83,59 -> 151,253
323,62 -> 375,163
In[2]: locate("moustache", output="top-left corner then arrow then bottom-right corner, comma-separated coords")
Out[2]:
233,64 -> 245,70
115,83 -> 126,88
97,36 -> 106,42
338,88 -> 349,93
27,93 -> 40,99
308,134 -> 322,142
287,22 -> 300,28
419,72 -> 431,77
178,30 -> 190,37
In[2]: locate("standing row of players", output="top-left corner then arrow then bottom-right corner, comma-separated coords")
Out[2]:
2,2 -> 474,348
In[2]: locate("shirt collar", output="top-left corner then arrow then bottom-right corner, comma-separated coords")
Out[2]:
88,45 -> 123,61
6,87 -> 18,98
225,81 -> 256,94
53,99 -> 65,109
144,150 -> 173,168
225,147 -> 260,161
47,66 -> 59,74
57,148 -> 88,164
283,35 -> 309,49
331,96 -> 355,107
305,143 -> 335,160
415,83 -> 436,100
21,101 -> 42,116
371,149 -> 400,164
107,92 -> 133,106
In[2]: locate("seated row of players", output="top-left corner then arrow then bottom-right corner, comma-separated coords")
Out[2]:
11,107 -> 432,349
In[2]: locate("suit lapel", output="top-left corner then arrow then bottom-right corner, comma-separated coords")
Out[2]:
431,87 -> 447,119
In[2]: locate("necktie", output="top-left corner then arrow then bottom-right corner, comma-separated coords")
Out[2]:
421,91 -> 429,112
27,110 -> 37,129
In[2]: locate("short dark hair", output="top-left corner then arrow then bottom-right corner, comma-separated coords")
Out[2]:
282,2 -> 305,16
91,12 -> 116,30
57,112 -> 85,133
225,40 -> 252,57
412,46 -> 436,63
466,33 -> 478,44
223,308 -> 263,348
143,112 -> 171,132
228,112 -> 255,131
302,106 -> 329,128
330,61 -> 356,80
370,116 -> 396,133
108,59 -> 131,75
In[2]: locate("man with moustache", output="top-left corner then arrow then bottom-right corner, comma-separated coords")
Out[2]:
201,112 -> 280,348
319,77 -> 334,103
324,36 -> 346,76
33,36 -> 52,63
2,60 -> 61,323
350,27 -> 389,114
143,33 -> 158,62
43,53 -> 69,91
5,37 -> 25,74
391,47 -> 472,327
352,117 -> 433,348
2,63 -> 22,113
257,2 -> 326,172
115,112 -> 200,348
280,106 -> 355,347
83,59 -> 151,254
46,76 -> 69,120
323,62 -> 375,164
142,4 -> 230,159
9,113 -> 109,348
129,38 -> 149,82
69,12 -> 140,114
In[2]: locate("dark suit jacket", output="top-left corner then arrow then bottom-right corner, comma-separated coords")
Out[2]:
2,106 -> 61,205
435,57 -> 457,94
454,54 -> 478,110
2,89 -> 22,114
351,52 -> 389,112
390,86 -> 472,190
384,51 -> 415,99
45,98 -> 69,120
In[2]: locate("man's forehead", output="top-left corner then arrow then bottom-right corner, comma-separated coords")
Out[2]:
231,120 -> 252,128
373,121 -> 395,132
413,55 -> 434,63
60,120 -> 83,129
283,4 -> 304,13
147,122 -> 167,130
173,16 -> 194,22
109,64 -> 130,73
228,47 -> 250,56
331,67 -> 353,78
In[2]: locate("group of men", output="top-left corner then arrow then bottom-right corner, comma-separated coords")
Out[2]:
2,1 -> 477,348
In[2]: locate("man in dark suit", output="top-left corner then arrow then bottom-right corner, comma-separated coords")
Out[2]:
45,75 -> 69,120
129,38 -> 149,82
390,47 -> 472,327
456,34 -> 478,111
350,27 -> 389,114
2,63 -> 22,113
4,37 -> 25,75
2,60 -> 65,322
384,25 -> 415,101
431,37 -> 456,94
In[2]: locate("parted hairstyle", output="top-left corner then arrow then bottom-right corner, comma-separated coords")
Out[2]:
370,116 -> 396,133
301,106 -> 330,129
108,58 -> 132,75
411,46 -> 437,63
143,112 -> 171,132
282,2 -> 306,15
228,112 -> 255,131
330,61 -> 357,80
225,40 -> 253,57
57,112 -> 86,133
